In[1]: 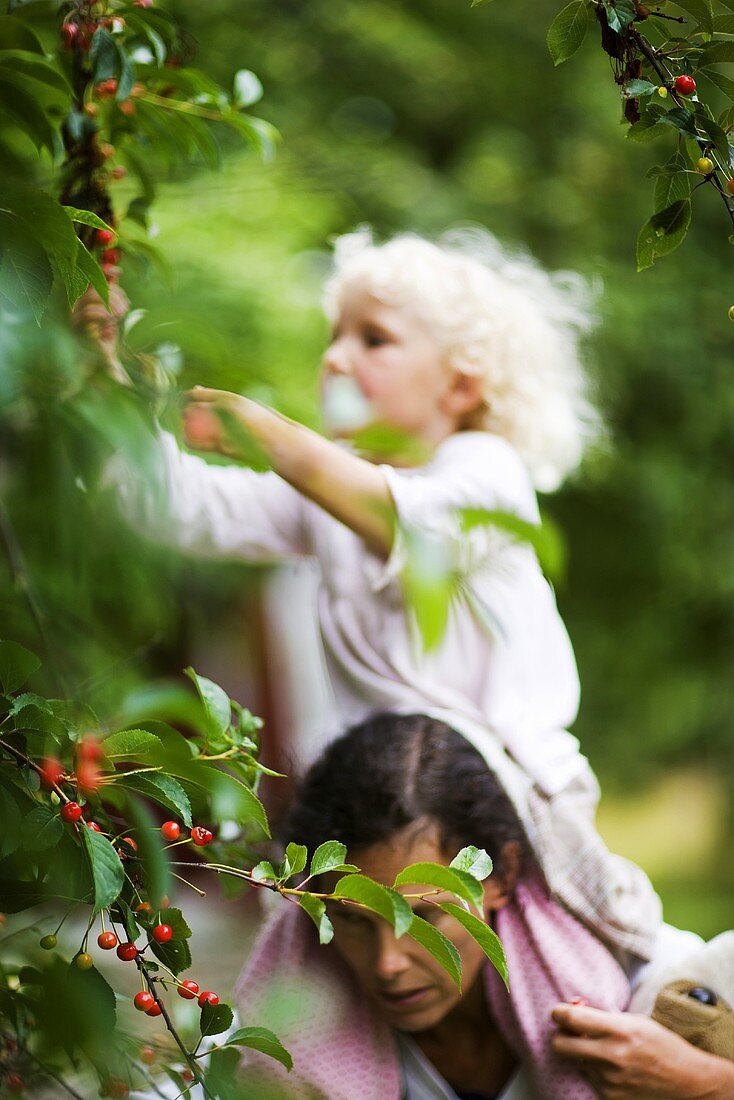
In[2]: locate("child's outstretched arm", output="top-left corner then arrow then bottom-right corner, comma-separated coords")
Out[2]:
183,387 -> 395,560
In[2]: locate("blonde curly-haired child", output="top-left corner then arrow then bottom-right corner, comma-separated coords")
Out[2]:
109,227 -> 662,971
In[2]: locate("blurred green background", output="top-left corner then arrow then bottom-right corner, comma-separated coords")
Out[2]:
2,0 -> 732,937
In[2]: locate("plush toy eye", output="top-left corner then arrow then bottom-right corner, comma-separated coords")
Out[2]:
687,987 -> 718,1006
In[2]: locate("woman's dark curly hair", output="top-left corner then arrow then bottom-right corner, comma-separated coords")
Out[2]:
283,713 -> 532,877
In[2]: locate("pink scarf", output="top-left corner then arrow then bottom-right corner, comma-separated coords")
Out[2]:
233,875 -> 630,1099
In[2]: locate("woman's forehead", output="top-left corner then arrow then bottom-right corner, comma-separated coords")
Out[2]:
349,822 -> 450,884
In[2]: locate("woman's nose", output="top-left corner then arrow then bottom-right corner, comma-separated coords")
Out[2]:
373,926 -> 411,982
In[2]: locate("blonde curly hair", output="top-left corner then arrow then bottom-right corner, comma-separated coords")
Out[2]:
323,226 -> 601,492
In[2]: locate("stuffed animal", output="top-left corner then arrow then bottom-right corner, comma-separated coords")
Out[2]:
630,931 -> 734,1061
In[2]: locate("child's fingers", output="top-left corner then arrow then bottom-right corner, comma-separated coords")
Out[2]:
183,386 -> 227,404
182,404 -> 221,450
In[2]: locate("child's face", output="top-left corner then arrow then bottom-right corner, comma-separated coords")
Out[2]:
321,285 -> 463,448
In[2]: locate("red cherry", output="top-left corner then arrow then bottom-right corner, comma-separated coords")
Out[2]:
119,100 -> 136,116
97,931 -> 118,950
182,1069 -> 195,1083
40,757 -> 65,788
727,179 -> 734,196
116,942 -> 138,961
61,801 -> 83,823
140,1046 -> 155,1065
117,837 -> 138,860
76,759 -> 101,795
107,1081 -> 129,1100
191,826 -> 213,847
5,1074 -> 24,1094
135,901 -> 152,914
87,821 -> 102,832
198,991 -> 218,1007
79,736 -> 104,762
152,923 -> 173,944
145,1002 -> 162,1017
60,22 -> 78,46
97,228 -> 116,247
178,980 -> 199,1000
134,0 -> 153,7
674,74 -> 696,96
134,991 -> 155,1012
111,166 -> 127,181
160,821 -> 180,841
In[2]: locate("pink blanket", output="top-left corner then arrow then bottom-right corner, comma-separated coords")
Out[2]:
233,874 -> 630,1099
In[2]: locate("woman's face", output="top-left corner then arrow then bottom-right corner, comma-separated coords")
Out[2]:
325,823 -> 511,1033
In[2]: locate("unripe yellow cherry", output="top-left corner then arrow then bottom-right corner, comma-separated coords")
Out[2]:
696,157 -> 714,175
657,86 -> 668,98
728,306 -> 734,321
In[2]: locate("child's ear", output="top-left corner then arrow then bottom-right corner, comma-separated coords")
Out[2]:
443,369 -> 485,419
483,841 -> 522,915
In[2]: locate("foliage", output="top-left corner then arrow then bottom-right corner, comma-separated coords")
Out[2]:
479,0 -> 734,265
0,641 -> 506,1096
0,0 -> 277,324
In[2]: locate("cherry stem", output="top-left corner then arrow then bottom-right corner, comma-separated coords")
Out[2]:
136,958 -> 215,1100
171,870 -> 206,897
0,738 -> 70,802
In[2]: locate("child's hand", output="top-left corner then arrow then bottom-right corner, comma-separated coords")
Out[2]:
72,282 -> 130,383
182,387 -> 254,456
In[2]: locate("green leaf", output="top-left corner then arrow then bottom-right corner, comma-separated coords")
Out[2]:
116,772 -> 192,828
333,875 -> 414,937
702,67 -> 734,98
450,847 -> 494,882
9,692 -> 52,718
622,79 -> 657,98
0,70 -> 57,151
308,840 -> 360,877
696,115 -> 731,160
251,860 -> 277,883
393,863 -> 484,914
700,40 -> 734,65
200,1001 -> 234,1038
653,152 -> 691,212
0,786 -> 22,858
299,893 -> 334,944
72,238 -> 109,307
283,842 -> 307,878
459,508 -> 565,583
196,765 -> 269,836
670,0 -> 714,34
224,1027 -> 292,1070
659,107 -> 699,138
23,804 -> 64,852
401,526 -> 456,652
102,728 -> 162,757
0,53 -> 71,94
117,45 -> 135,100
62,207 -> 114,233
713,13 -> 734,34
0,640 -> 40,693
547,1 -> 592,65
0,15 -> 44,53
81,825 -> 125,913
124,794 -> 171,915
90,27 -> 119,82
0,213 -> 53,322
406,914 -> 462,988
438,902 -> 508,988
602,0 -> 636,32
636,199 -> 692,270
0,183 -> 85,301
184,667 -> 231,738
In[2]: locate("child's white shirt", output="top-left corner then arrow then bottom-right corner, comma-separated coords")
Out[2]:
113,428 -> 586,798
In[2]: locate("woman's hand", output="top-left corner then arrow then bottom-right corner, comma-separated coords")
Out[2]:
552,1002 -> 734,1099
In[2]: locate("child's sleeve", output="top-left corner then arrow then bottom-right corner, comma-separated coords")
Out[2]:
370,433 -> 539,589
109,430 -> 310,562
